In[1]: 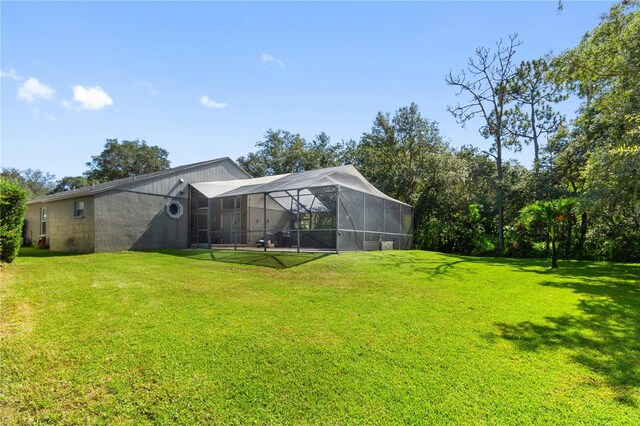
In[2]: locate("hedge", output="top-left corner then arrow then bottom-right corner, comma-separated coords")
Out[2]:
0,179 -> 27,263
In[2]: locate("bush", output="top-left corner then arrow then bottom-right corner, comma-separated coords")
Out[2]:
584,222 -> 640,263
415,204 -> 494,255
0,179 -> 27,263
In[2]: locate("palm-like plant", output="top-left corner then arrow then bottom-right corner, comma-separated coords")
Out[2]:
519,198 -> 576,268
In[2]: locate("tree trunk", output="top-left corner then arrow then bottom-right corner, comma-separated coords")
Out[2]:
566,216 -> 573,257
496,137 -> 504,253
577,212 -> 587,253
551,237 -> 558,268
531,102 -> 541,200
531,102 -> 540,175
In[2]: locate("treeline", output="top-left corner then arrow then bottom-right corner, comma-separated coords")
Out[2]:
1,139 -> 171,199
238,2 -> 639,262
3,1 -> 637,262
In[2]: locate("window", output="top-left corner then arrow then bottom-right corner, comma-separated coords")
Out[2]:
165,200 -> 183,219
40,207 -> 47,235
74,201 -> 85,218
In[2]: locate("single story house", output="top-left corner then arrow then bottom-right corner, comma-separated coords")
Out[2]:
24,158 -> 413,253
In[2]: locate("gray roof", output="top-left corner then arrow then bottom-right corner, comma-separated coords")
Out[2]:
28,157 -> 245,204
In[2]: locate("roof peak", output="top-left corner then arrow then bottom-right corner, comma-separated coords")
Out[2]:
28,157 -> 243,204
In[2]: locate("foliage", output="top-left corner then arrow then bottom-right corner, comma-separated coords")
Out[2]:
446,34 -> 523,252
237,130 -> 348,177
0,179 -> 27,263
3,249 -> 639,423
416,203 -> 493,255
551,0 -> 639,150
355,103 -> 452,225
53,176 -> 90,193
519,198 -> 576,268
582,147 -> 640,261
504,57 -> 567,175
0,167 -> 56,199
84,139 -> 170,183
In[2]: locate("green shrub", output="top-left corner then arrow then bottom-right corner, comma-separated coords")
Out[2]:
0,179 -> 27,263
416,204 -> 494,255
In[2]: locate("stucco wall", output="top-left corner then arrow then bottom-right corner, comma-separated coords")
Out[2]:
94,191 -> 188,251
24,197 -> 95,252
93,158 -> 250,252
24,204 -> 41,245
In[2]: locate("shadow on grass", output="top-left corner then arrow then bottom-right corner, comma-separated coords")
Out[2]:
157,249 -> 330,270
367,251 -> 640,404
365,251 -> 472,279
17,247 -> 83,258
489,262 -> 640,406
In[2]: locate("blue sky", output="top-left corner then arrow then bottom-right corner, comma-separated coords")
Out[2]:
2,1 -> 613,178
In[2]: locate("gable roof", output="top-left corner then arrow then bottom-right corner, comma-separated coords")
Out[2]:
191,164 -> 411,206
28,157 -> 249,204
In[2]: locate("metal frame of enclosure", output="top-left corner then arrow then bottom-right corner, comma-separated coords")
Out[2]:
188,166 -> 413,252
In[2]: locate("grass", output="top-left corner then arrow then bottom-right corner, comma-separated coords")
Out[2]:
1,248 -> 639,424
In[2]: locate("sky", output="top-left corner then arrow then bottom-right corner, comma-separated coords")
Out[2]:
1,1 -> 614,178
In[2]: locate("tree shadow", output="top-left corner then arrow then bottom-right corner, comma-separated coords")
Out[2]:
156,249 -> 330,270
490,263 -> 640,405
364,251 -> 471,279
370,251 -> 640,404
17,247 -> 83,258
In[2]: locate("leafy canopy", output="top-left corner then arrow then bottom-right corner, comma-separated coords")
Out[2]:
84,139 -> 170,183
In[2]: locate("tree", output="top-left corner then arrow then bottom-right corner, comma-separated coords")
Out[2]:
519,198 -> 576,268
53,176 -> 90,193
504,57 -> 567,177
237,129 -> 347,177
582,146 -> 640,261
551,0 -> 639,150
302,132 -> 345,171
0,179 -> 27,263
446,34 -> 523,252
548,1 -> 639,260
84,139 -> 170,183
355,103 -> 449,209
0,168 -> 56,199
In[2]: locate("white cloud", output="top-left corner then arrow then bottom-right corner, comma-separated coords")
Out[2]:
261,53 -> 285,66
200,96 -> 227,109
18,77 -> 55,102
72,85 -> 113,110
1,67 -> 23,80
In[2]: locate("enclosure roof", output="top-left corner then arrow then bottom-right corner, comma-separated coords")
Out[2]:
191,165 -> 411,206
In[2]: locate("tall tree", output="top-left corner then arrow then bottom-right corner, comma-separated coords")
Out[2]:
549,0 -> 639,259
355,103 -> 449,209
84,139 -> 170,183
237,129 -> 347,177
445,34 -> 522,252
504,57 -> 567,177
551,0 -> 639,150
302,132 -> 345,171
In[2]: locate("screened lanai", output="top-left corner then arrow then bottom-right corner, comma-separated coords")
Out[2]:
188,165 -> 413,252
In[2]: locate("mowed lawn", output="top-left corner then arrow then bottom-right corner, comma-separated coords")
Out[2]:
1,249 -> 639,424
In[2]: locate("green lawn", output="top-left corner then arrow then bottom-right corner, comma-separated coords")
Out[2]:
1,248 -> 639,424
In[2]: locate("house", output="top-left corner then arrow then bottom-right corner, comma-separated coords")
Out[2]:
24,157 -> 251,252
24,159 -> 413,253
